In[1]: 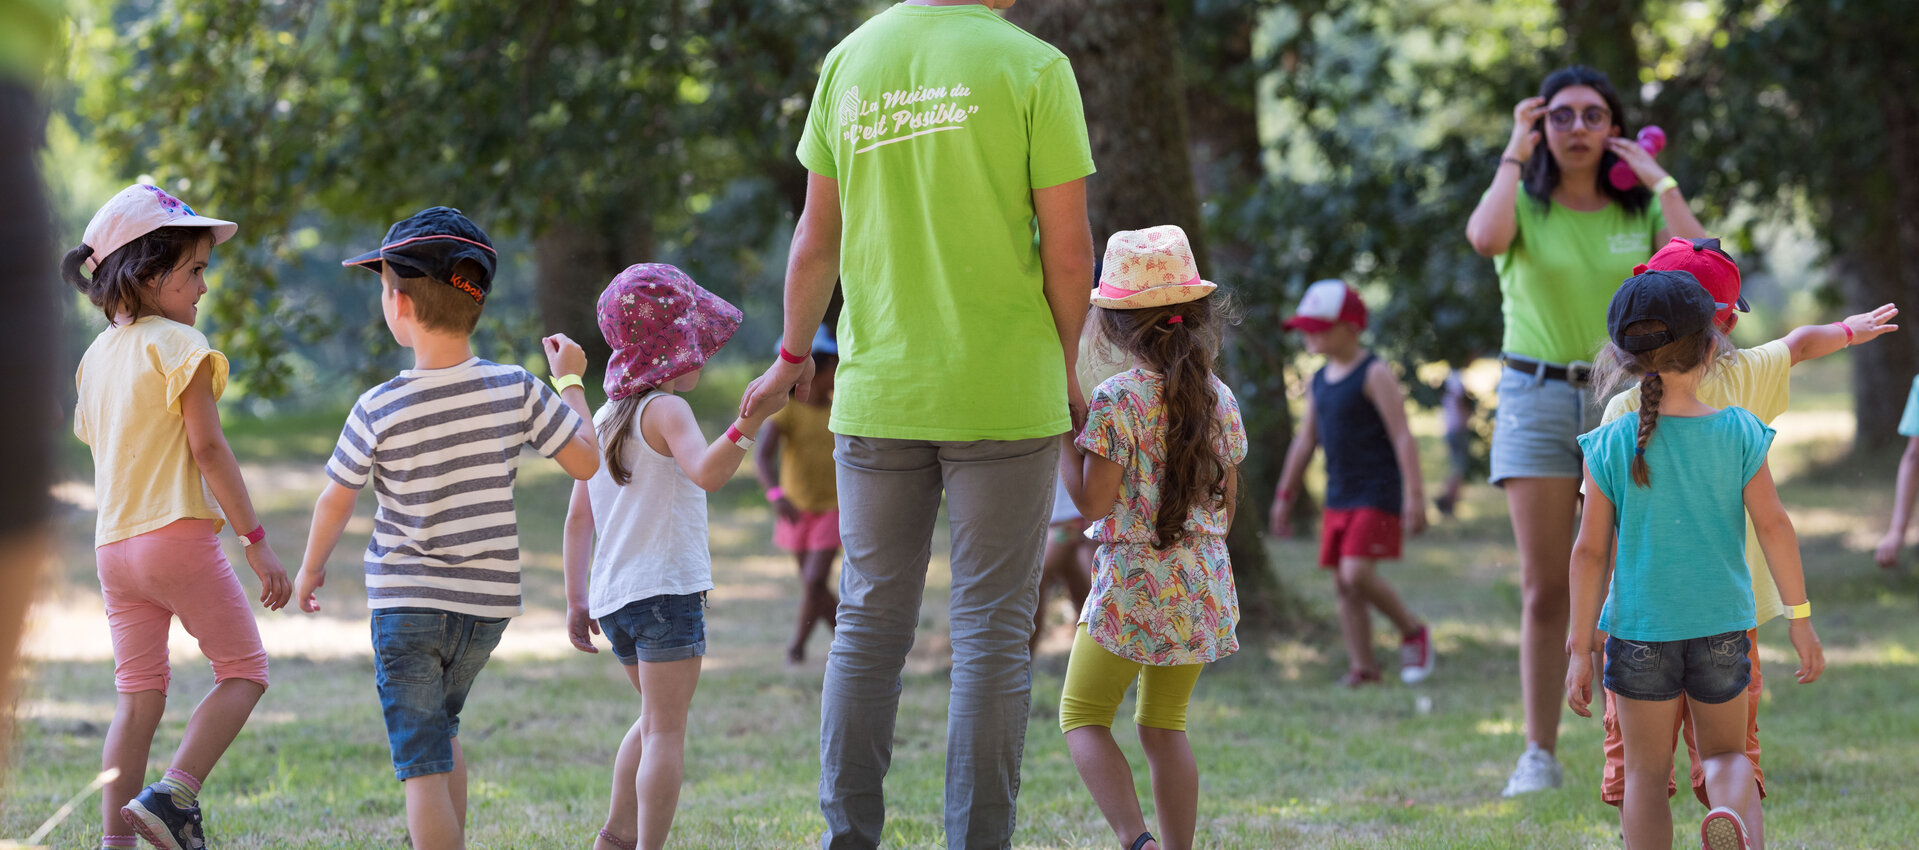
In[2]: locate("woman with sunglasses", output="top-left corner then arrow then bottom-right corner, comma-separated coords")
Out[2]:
1465,65 -> 1707,798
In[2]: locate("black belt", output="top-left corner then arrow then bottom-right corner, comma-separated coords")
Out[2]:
1501,354 -> 1593,387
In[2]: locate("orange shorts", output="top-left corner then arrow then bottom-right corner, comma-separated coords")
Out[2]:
1317,507 -> 1402,568
1600,627 -> 1766,806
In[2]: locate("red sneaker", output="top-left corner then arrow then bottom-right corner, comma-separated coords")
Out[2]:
1400,624 -> 1435,684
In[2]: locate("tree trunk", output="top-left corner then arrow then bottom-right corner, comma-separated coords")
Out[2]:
1556,0 -> 1645,108
533,206 -> 655,377
1837,86 -> 1919,453
1009,0 -> 1304,631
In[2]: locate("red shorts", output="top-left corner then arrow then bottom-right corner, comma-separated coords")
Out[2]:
1600,627 -> 1766,806
1318,507 -> 1402,568
775,508 -> 841,553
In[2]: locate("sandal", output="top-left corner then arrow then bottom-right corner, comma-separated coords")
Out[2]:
1338,668 -> 1384,688
598,828 -> 638,850
1128,831 -> 1156,850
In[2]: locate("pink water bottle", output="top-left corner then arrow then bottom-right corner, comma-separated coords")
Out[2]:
1609,125 -> 1667,190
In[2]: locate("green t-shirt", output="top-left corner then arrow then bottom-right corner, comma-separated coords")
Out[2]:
1578,407 -> 1774,642
798,3 -> 1095,440
0,0 -> 63,85
1493,192 -> 1666,364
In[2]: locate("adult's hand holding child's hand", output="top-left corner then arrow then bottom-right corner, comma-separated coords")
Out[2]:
543,333 -> 588,378
742,356 -> 814,417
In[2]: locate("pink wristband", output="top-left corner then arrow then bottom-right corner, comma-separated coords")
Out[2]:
766,486 -> 785,502
778,345 -> 806,364
240,525 -> 266,547
1834,321 -> 1854,346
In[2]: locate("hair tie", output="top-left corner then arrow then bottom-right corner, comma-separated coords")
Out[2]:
1645,370 -> 1658,377
1167,315 -> 1184,324
1634,446 -> 1646,456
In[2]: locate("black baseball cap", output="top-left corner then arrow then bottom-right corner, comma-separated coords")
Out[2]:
343,206 -> 497,303
1607,269 -> 1716,352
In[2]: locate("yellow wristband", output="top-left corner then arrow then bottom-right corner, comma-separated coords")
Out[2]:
550,373 -> 584,394
1786,601 -> 1811,620
1653,175 -> 1679,196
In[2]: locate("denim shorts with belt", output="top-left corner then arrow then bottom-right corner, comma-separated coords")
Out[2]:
1489,354 -> 1601,484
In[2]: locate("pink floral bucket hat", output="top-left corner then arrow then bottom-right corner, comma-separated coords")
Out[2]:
598,263 -> 742,400
1091,225 -> 1217,309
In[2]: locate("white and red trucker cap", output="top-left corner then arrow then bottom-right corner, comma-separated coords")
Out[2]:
1282,279 -> 1369,332
81,184 -> 237,273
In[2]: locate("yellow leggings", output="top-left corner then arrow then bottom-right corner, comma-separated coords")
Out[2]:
1059,624 -> 1204,733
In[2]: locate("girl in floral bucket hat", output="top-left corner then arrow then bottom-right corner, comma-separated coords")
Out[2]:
561,263 -> 785,850
1060,225 -> 1246,850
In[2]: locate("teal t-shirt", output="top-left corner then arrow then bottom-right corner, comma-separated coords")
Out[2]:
798,3 -> 1095,440
1899,377 -> 1919,438
1578,406 -> 1774,642
1494,192 -> 1666,365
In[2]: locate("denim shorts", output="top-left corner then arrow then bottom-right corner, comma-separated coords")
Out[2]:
1489,363 -> 1598,484
370,608 -> 509,780
1604,631 -> 1752,704
598,592 -> 706,665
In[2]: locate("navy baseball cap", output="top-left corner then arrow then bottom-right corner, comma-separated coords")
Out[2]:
343,206 -> 497,303
1607,269 -> 1716,352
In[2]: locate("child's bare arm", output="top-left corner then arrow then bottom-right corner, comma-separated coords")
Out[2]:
651,393 -> 784,492
543,334 -> 601,480
1782,303 -> 1899,365
1744,459 -> 1825,683
180,360 -> 291,611
562,481 -> 599,653
1268,393 -> 1319,537
1565,464 -> 1614,717
1060,442 -> 1122,521
1364,360 -> 1427,534
1877,437 -> 1919,567
1223,465 -> 1240,530
294,480 -> 359,613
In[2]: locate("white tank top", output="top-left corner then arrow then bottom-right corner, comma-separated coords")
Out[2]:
585,392 -> 714,619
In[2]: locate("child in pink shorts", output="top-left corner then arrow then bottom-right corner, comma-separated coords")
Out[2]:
1271,280 -> 1435,687
65,184 -> 293,850
755,326 -> 841,664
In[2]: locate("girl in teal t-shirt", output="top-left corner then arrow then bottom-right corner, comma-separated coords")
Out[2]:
1565,270 -> 1824,850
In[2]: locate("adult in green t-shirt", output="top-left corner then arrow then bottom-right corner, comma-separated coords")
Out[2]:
1464,65 -> 1707,799
738,1 -> 1095,846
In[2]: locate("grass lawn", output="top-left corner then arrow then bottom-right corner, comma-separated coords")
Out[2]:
6,357 -> 1918,848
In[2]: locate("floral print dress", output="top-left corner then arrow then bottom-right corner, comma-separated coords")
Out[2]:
1076,368 -> 1247,667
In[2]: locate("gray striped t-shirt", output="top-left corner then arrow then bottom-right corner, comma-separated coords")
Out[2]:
328,357 -> 582,618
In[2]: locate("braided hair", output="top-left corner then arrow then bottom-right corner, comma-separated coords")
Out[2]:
1593,319 -> 1731,487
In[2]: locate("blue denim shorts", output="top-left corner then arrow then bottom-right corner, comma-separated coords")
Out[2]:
370,608 -> 509,780
1604,631 -> 1752,704
1490,363 -> 1597,484
598,592 -> 706,665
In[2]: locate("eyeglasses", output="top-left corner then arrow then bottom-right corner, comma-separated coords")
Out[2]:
1547,105 -> 1612,131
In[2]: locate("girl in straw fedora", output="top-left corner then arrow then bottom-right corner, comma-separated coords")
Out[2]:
1058,225 -> 1246,850
561,264 -> 786,850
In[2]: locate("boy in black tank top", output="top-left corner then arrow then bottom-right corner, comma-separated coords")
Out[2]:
1269,280 -> 1437,687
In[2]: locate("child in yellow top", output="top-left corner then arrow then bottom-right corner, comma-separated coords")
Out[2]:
755,326 -> 842,664
1591,237 -> 1897,842
64,184 -> 292,850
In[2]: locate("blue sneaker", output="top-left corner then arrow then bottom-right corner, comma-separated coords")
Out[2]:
121,782 -> 206,850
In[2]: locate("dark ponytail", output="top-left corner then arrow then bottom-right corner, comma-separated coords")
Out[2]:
1593,318 -> 1732,488
597,394 -> 644,486
1631,371 -> 1661,487
62,227 -> 210,324
1094,294 -> 1236,549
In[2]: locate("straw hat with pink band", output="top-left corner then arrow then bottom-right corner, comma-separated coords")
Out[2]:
80,183 -> 237,273
1091,225 -> 1218,311
598,263 -> 743,401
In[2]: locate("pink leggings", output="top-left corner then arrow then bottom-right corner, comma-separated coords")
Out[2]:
97,519 -> 269,694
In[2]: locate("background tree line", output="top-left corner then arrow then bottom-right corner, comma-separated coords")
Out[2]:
50,0 -> 1919,628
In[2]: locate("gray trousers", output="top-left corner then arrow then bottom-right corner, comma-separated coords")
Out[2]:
820,435 -> 1059,850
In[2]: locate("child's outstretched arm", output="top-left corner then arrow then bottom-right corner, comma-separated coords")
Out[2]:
180,360 -> 291,611
543,334 -> 600,480
1782,303 -> 1898,365
562,481 -> 600,654
651,390 -> 786,492
1877,436 -> 1919,568
1268,392 -> 1319,538
1365,360 -> 1428,535
293,480 -> 358,613
1564,463 -> 1615,718
1745,459 -> 1825,684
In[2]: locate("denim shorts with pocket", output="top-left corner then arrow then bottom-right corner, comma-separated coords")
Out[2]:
598,592 -> 706,665
1490,363 -> 1596,484
1604,631 -> 1752,704
370,607 -> 509,780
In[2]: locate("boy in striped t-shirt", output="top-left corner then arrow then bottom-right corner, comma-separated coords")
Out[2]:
293,207 -> 600,850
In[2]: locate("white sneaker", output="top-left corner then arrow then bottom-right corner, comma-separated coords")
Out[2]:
1701,806 -> 1753,850
1500,743 -> 1563,797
